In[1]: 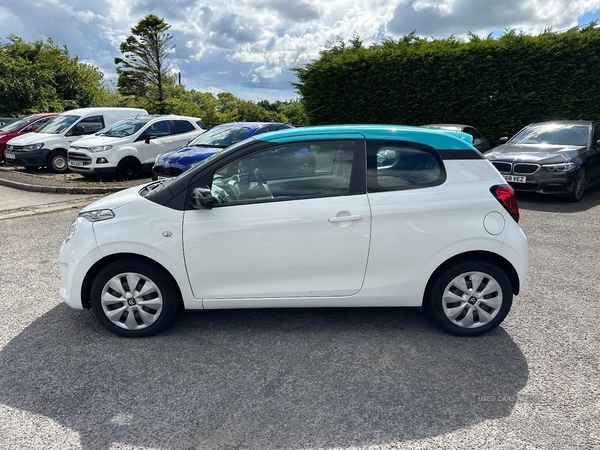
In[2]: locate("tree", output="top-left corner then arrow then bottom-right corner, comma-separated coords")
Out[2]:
0,35 -> 106,115
114,14 -> 174,113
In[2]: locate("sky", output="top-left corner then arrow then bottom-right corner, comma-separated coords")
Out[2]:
1,0 -> 600,102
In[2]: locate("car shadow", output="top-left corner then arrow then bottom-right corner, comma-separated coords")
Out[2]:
0,305 -> 528,450
516,184 -> 600,213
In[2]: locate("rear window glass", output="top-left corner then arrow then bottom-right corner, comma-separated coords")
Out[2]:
174,120 -> 195,134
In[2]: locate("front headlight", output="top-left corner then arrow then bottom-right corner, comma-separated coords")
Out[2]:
79,209 -> 115,222
88,145 -> 113,153
22,143 -> 44,151
542,162 -> 577,172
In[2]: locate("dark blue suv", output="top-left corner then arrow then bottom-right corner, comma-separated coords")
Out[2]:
152,122 -> 297,180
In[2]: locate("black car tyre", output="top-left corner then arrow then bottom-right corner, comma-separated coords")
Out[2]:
90,258 -> 179,337
116,158 -> 141,181
566,167 -> 587,202
426,259 -> 513,336
47,150 -> 69,173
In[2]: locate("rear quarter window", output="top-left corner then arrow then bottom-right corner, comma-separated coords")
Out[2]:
367,141 -> 446,191
173,120 -> 196,134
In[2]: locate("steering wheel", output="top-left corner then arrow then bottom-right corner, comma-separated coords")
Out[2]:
253,168 -> 273,198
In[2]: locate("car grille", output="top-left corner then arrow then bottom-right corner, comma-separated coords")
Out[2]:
68,151 -> 92,165
491,161 -> 540,174
153,166 -> 184,177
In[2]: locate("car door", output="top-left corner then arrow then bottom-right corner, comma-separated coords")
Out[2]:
182,138 -> 371,301
588,124 -> 600,185
138,119 -> 173,164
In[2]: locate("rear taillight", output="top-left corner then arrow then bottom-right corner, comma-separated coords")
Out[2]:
490,184 -> 520,223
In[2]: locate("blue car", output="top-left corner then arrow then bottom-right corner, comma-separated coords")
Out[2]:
152,122 -> 295,180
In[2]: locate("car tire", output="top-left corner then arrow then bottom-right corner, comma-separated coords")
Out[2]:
566,167 -> 587,202
426,258 -> 513,336
116,158 -> 141,181
47,150 -> 69,173
90,258 -> 179,337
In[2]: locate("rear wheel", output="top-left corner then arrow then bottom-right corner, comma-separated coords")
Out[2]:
47,150 -> 69,173
90,258 -> 179,337
566,167 -> 586,202
426,259 -> 513,336
116,158 -> 141,181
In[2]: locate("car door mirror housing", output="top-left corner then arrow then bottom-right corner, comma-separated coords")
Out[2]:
498,137 -> 509,144
191,187 -> 214,209
145,134 -> 157,144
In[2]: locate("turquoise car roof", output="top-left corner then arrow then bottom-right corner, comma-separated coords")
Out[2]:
254,124 -> 475,149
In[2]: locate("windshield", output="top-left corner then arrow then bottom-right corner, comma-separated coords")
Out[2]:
510,124 -> 589,146
189,124 -> 252,147
98,118 -> 148,137
0,115 -> 41,132
36,115 -> 80,134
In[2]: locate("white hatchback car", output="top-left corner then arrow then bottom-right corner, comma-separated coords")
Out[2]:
59,125 -> 529,337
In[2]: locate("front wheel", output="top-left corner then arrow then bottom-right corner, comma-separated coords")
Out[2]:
47,150 -> 69,173
90,259 -> 179,337
116,158 -> 141,181
426,259 -> 513,336
566,167 -> 587,202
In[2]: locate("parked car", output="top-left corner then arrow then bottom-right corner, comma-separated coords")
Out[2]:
0,113 -> 59,162
5,107 -> 147,173
58,124 -> 529,338
484,120 -> 600,202
152,122 -> 293,180
421,124 -> 491,152
0,117 -> 16,127
68,115 -> 206,180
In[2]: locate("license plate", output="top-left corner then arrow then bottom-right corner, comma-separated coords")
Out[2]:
5,153 -> 15,159
69,160 -> 83,167
504,175 -> 526,183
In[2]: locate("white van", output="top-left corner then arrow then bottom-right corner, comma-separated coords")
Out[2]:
4,107 -> 147,173
67,115 -> 205,180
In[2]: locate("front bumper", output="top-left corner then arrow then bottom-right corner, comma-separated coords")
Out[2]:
5,148 -> 50,167
491,162 -> 579,196
58,217 -> 102,309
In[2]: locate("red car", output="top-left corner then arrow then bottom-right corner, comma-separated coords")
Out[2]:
0,113 -> 59,162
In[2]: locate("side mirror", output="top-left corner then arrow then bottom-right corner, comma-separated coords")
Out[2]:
498,137 -> 509,144
191,187 -> 214,209
145,134 -> 157,144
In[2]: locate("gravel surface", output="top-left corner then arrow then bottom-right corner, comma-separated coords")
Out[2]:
0,185 -> 599,450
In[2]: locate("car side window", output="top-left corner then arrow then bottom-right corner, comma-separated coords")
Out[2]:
173,120 -> 195,134
68,116 -> 105,136
148,120 -> 171,137
367,142 -> 445,191
593,125 -> 600,145
209,141 -> 354,205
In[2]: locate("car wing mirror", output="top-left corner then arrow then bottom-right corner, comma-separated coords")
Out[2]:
191,186 -> 214,209
498,137 -> 509,144
145,134 -> 157,144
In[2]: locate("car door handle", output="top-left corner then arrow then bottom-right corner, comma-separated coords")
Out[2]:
328,214 -> 363,223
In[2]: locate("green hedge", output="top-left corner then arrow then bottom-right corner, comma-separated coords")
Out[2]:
293,25 -> 600,143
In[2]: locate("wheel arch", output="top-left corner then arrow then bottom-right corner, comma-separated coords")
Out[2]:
80,252 -> 184,310
423,250 -> 521,305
